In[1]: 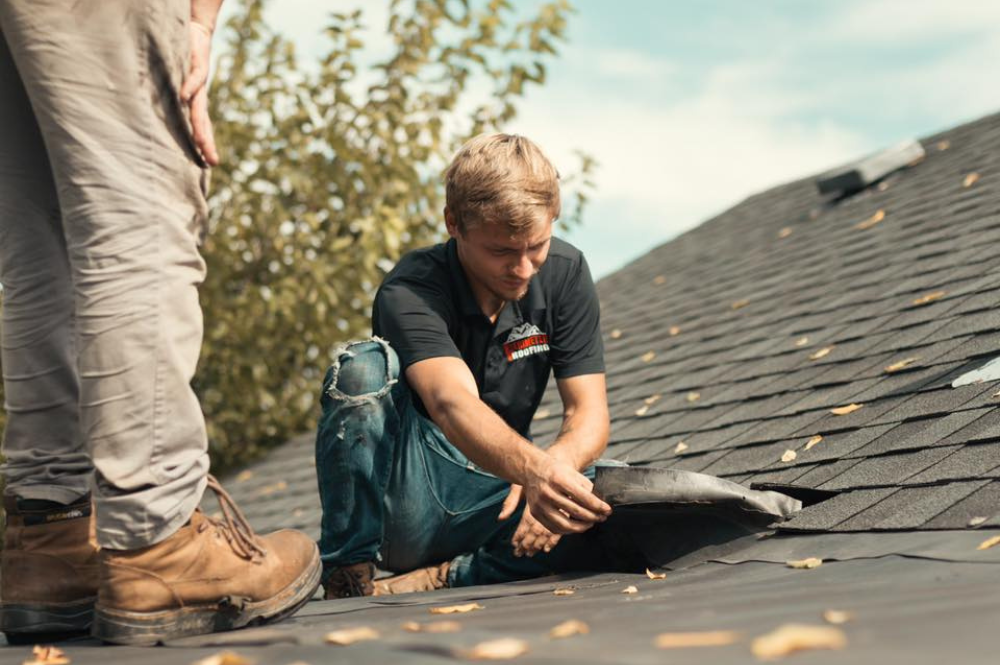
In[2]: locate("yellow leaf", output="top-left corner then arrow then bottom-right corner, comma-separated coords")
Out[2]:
191,654 -> 254,665
257,480 -> 287,496
553,588 -> 575,596
621,585 -> 638,594
808,346 -> 833,361
23,646 -> 71,665
786,557 -> 823,569
778,227 -> 793,239
855,209 -> 886,230
936,140 -> 951,151
532,409 -> 551,421
968,516 -> 987,527
669,325 -> 681,336
977,535 -> 1000,551
686,391 -> 701,403
457,638 -> 529,661
912,290 -> 946,306
674,441 -> 689,454
635,405 -> 650,417
751,624 -> 847,660
549,619 -> 590,639
641,351 -> 656,363
655,631 -> 740,649
804,435 -> 823,451
884,357 -> 919,373
644,394 -> 662,406
781,450 -> 797,463
646,568 -> 667,580
731,299 -> 750,310
963,172 -> 981,188
236,470 -> 254,483
830,403 -> 863,416
794,336 -> 809,347
402,620 -> 462,633
610,329 -> 623,340
430,602 -> 484,615
324,627 -> 380,646
653,275 -> 667,285
822,609 -> 854,625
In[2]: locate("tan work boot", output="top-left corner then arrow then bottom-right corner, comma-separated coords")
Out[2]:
373,561 -> 450,595
91,476 -> 321,645
322,562 -> 375,599
0,493 -> 99,642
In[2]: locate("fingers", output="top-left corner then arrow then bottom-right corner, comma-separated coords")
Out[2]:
181,22 -> 213,102
190,86 -> 219,166
512,513 -> 561,557
550,471 -> 612,518
498,484 -> 523,521
180,59 -> 208,103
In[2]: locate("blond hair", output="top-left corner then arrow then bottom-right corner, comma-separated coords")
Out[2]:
444,133 -> 560,234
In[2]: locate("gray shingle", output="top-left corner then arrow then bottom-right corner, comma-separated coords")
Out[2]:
904,442 -> 1000,485
819,446 -> 959,490
780,487 -> 899,531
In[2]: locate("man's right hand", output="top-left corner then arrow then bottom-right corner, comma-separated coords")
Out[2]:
521,454 -> 611,535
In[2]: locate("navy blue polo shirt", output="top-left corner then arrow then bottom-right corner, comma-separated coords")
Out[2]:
372,237 -> 604,438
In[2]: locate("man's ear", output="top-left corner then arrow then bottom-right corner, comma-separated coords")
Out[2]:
444,206 -> 460,239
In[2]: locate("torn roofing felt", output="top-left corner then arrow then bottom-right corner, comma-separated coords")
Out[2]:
217,111 -> 1000,543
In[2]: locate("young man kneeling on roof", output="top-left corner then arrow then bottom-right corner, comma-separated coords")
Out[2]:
315,133 -> 619,597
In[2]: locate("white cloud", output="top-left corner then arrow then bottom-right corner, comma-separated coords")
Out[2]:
832,0 -> 1000,42
593,48 -> 676,80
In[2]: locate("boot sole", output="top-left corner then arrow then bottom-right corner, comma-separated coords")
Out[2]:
90,546 -> 321,646
0,598 -> 95,643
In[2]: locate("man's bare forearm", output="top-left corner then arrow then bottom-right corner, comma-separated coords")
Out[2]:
191,0 -> 225,32
547,406 -> 609,471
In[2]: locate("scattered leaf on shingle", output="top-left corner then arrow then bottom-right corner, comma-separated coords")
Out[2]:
674,441 -> 689,454
732,299 -> 750,310
786,557 -> 823,569
795,336 -> 810,347
912,290 -> 946,306
653,275 -> 667,285
968,516 -> 988,527
808,346 -> 833,361
610,329 -> 623,339
634,405 -> 650,417
190,653 -> 254,665
236,470 -> 254,483
430,603 -> 484,615
855,209 -> 885,230
936,140 -> 951,151
822,610 -> 854,625
641,351 -> 656,363
669,325 -> 681,336
258,480 -> 287,496
804,435 -> 823,451
402,620 -> 462,633
457,638 -> 529,661
963,172 -> 981,188
976,535 -> 1000,551
686,391 -> 701,403
876,181 -> 890,192
830,403 -> 863,416
553,588 -> 575,596
751,624 -> 847,660
884,357 -> 919,373
644,394 -> 662,406
778,227 -> 793,239
532,409 -> 551,421
654,631 -> 740,649
781,450 -> 797,463
324,627 -> 380,646
646,568 -> 667,580
621,585 -> 638,594
549,620 -> 590,639
23,646 -> 71,665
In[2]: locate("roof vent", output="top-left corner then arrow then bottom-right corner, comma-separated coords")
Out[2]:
816,139 -> 925,196
952,357 -> 1000,388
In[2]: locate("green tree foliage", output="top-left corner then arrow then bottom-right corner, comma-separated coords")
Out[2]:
0,0 -> 593,474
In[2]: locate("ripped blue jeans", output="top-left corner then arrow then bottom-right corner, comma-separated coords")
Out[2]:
315,339 -> 614,588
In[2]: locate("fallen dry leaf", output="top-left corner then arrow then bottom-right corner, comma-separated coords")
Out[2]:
610,329 -> 623,339
963,172 -> 981,188
532,409 -> 551,421
430,603 -> 484,615
641,351 -> 656,363
553,588 -> 575,596
257,480 -> 287,496
654,631 -> 740,649
804,435 -> 823,451
977,535 -> 1000,551
968,516 -> 988,527
457,638 -> 529,661
653,275 -> 667,285
751,624 -> 847,660
794,336 -> 810,347
686,391 -> 701,403
877,181 -> 890,192
402,620 -> 462,633
822,609 -> 854,625
23,646 -> 71,665
884,357 -> 920,373
912,290 -> 946,306
621,585 -> 638,595
781,450 -> 797,463
778,227 -> 793,239
937,140 -> 951,151
732,299 -> 750,310
324,627 -> 380,646
669,325 -> 681,336
674,441 -> 689,454
634,405 -> 650,417
644,394 -> 662,406
646,568 -> 667,580
830,403 -> 863,416
855,209 -> 886,230
549,620 -> 590,639
236,470 -> 254,483
808,346 -> 833,361
786,557 -> 823,569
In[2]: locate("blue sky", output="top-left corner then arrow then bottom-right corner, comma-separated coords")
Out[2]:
218,0 -> 1000,278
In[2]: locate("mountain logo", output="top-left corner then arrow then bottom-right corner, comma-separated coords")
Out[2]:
503,323 -> 550,362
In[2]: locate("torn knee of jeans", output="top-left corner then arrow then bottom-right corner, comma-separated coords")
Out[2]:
324,336 -> 399,402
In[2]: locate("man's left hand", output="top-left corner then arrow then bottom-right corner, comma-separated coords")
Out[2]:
180,21 -> 219,165
499,484 -> 562,557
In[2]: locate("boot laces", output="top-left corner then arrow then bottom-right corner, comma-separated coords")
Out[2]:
204,475 -> 266,560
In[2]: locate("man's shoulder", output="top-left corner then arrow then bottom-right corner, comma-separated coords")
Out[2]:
539,236 -> 587,285
383,242 -> 450,285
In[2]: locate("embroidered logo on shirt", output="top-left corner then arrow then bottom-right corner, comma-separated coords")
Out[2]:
503,322 -> 550,362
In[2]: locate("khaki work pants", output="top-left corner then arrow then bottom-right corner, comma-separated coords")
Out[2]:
0,0 -> 210,549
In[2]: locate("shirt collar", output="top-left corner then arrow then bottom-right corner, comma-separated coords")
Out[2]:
446,237 -> 548,323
